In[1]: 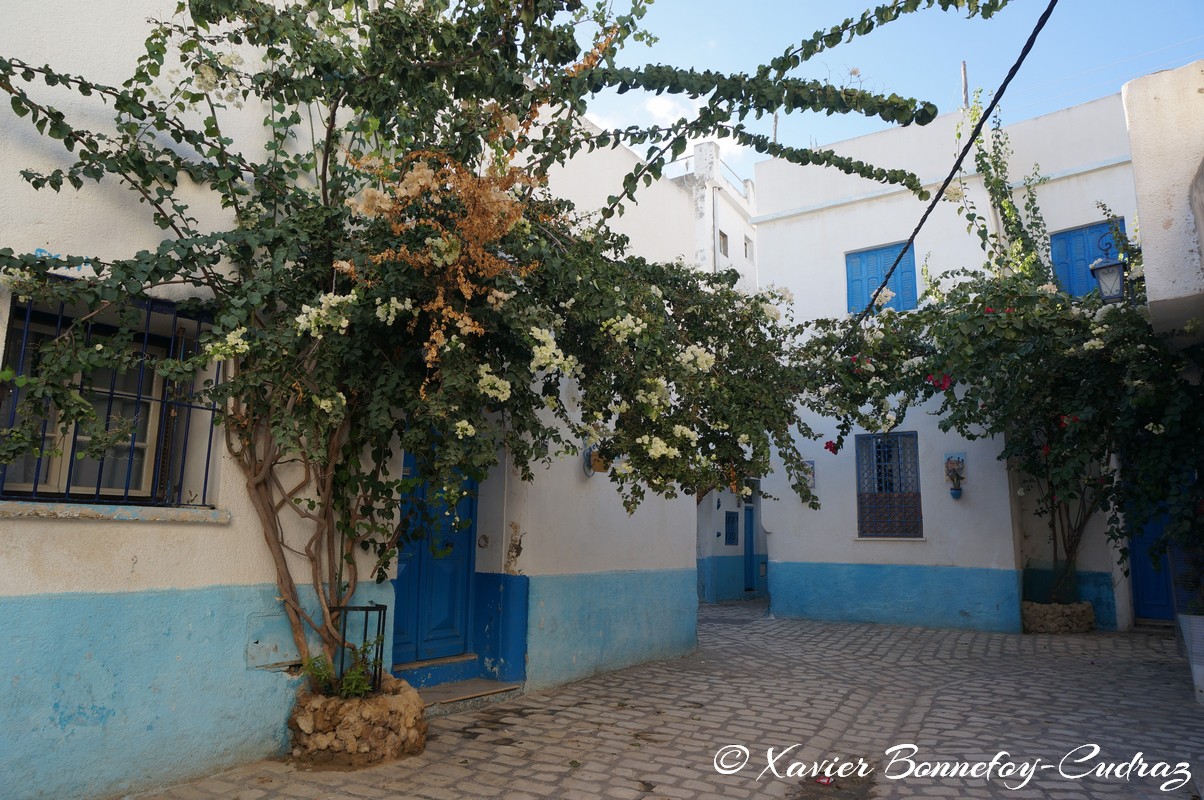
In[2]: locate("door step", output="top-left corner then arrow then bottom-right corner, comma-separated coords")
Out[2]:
418,678 -> 523,718
1133,618 -> 1175,634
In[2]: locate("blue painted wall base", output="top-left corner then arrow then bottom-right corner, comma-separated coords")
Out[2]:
0,581 -> 391,800
473,571 -> 529,682
526,569 -> 697,689
770,561 -> 1022,632
697,555 -> 767,603
1022,567 -> 1117,630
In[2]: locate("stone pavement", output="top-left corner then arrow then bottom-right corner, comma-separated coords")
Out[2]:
134,601 -> 1204,800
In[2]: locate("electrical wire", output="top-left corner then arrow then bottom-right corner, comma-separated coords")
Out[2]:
848,0 -> 1061,332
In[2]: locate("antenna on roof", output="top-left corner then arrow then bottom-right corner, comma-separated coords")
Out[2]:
961,61 -> 969,108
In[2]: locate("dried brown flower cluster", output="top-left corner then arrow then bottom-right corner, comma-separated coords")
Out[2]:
349,151 -> 536,369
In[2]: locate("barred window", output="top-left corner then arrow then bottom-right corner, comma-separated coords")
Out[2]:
855,432 -> 922,538
1,297 -> 219,507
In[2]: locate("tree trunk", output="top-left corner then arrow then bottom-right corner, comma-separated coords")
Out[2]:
1049,553 -> 1079,604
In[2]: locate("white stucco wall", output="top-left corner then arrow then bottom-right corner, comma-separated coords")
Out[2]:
696,488 -> 766,559
1123,60 -> 1204,333
543,118 -> 695,267
757,408 -> 1018,571
490,134 -> 738,578
0,0 -> 293,598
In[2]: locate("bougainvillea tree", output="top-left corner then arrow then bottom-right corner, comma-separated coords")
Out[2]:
0,0 -> 1015,663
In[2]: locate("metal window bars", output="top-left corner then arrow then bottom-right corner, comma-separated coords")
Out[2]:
855,432 -> 923,538
1,295 -> 219,507
333,603 -> 388,693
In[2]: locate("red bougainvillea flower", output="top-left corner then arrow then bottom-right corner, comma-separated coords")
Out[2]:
824,440 -> 838,454
1041,444 -> 1051,456
985,307 -> 996,314
1005,307 -> 1017,313
925,373 -> 953,391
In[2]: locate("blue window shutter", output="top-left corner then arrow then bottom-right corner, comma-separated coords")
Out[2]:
846,243 -> 918,313
846,251 -> 867,313
1050,219 -> 1125,297
886,244 -> 918,311
1051,233 -> 1072,292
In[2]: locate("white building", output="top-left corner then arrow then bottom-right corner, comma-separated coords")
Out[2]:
752,78 -> 1204,634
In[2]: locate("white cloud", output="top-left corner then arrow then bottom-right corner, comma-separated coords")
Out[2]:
642,95 -> 697,127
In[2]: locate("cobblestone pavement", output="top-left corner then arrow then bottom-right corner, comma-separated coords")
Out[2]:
135,601 -> 1204,800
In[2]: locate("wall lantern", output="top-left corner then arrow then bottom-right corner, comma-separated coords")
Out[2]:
1089,237 -> 1126,305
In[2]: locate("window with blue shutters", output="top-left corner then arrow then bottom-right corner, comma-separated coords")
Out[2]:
845,242 -> 918,313
1049,219 -> 1125,298
855,432 -> 923,538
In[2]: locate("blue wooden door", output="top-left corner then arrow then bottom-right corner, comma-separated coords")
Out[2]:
392,454 -> 477,665
743,505 -> 756,591
1130,515 -> 1174,621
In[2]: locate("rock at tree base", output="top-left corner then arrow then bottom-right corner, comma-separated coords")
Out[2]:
1022,601 -> 1095,634
289,674 -> 426,766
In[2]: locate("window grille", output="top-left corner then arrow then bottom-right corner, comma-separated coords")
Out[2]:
855,432 -> 922,538
1,296 -> 219,507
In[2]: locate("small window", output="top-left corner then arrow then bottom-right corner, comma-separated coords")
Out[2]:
2,298 -> 219,507
846,243 -> 918,313
1050,220 -> 1125,298
718,230 -> 729,257
724,510 -> 739,545
743,236 -> 754,260
855,432 -> 922,538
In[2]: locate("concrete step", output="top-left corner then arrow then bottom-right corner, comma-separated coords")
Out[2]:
417,678 -> 523,719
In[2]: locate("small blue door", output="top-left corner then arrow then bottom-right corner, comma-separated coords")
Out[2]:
1130,515 -> 1174,621
392,454 -> 477,665
743,505 -> 756,591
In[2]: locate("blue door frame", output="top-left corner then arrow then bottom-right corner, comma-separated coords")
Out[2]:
743,505 -> 756,591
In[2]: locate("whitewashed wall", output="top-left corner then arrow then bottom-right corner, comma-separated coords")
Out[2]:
1123,59 -> 1204,334
752,96 -> 1139,631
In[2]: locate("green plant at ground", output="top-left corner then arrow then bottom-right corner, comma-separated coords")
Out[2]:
0,0 -> 1015,663
301,635 -> 381,698
301,654 -> 336,696
336,635 -> 384,699
802,108 -> 1204,603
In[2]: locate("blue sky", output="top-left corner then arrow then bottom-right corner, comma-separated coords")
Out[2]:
584,0 -> 1204,177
